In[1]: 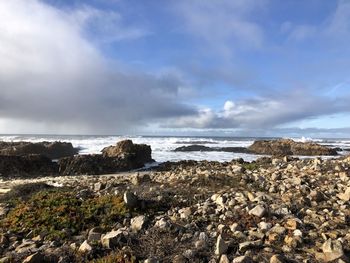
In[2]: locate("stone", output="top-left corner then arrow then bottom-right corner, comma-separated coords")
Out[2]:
123,191 -> 139,209
0,257 -> 10,263
131,215 -> 147,232
179,207 -> 192,219
284,218 -> 302,230
284,235 -> 302,248
78,240 -> 93,253
270,254 -> 287,263
232,256 -> 253,263
219,254 -> 230,263
215,234 -> 228,255
310,190 -> 324,202
259,221 -> 272,232
22,253 -> 45,263
248,139 -> 337,156
0,155 -> 58,178
131,173 -> 151,185
94,182 -> 105,191
321,239 -> 345,262
249,205 -> 267,217
337,187 -> 350,202
0,141 -> 78,159
154,218 -> 169,229
15,240 -> 37,253
58,154 -> 137,176
101,229 -> 126,249
101,140 -> 153,165
239,240 -> 262,253
88,227 -> 102,242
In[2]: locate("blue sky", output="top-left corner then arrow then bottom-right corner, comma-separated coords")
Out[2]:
0,0 -> 350,137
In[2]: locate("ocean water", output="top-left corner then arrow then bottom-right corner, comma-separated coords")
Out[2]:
0,135 -> 349,163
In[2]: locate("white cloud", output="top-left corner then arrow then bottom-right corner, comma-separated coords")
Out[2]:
0,0 -> 193,134
164,90 -> 350,130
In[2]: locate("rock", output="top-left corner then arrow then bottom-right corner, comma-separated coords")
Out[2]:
123,191 -> 139,209
78,240 -> 93,253
154,218 -> 169,229
337,187 -> 350,202
239,240 -> 262,253
172,255 -> 186,263
232,256 -> 253,263
219,254 -> 230,263
179,207 -> 192,219
0,141 -> 78,159
88,227 -> 103,242
144,258 -> 159,263
94,182 -> 105,191
215,234 -> 228,255
284,235 -> 302,248
58,154 -> 138,175
270,254 -> 287,263
309,190 -> 325,202
101,229 -> 126,249
15,240 -> 37,253
131,215 -> 147,232
0,154 -> 58,178
284,218 -> 302,230
249,205 -> 267,217
321,239 -> 345,262
0,235 -> 9,247
0,257 -> 10,263
248,139 -> 337,156
131,173 -> 151,185
22,253 -> 44,263
101,140 -> 153,165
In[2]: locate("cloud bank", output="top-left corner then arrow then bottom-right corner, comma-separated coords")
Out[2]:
0,0 -> 194,134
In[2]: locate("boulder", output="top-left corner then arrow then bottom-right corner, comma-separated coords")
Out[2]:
58,154 -> 142,175
101,229 -> 127,249
101,140 -> 153,165
0,141 -> 78,159
248,139 -> 337,156
0,154 -> 58,178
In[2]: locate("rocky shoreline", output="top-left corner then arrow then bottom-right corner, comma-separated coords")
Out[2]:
0,139 -> 349,262
174,139 -> 340,156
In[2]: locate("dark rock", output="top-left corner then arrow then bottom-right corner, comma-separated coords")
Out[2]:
101,140 -> 153,165
0,155 -> 58,178
58,154 -> 138,175
0,141 -> 78,159
174,145 -> 251,153
248,139 -> 337,156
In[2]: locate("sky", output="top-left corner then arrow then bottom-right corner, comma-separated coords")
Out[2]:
0,0 -> 350,137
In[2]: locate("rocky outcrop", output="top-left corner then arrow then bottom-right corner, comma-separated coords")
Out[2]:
101,140 -> 153,165
174,145 -> 250,153
58,154 -> 141,175
0,141 -> 78,159
0,155 -> 58,178
248,139 -> 338,156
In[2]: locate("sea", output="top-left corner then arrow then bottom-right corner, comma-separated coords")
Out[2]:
0,135 -> 349,163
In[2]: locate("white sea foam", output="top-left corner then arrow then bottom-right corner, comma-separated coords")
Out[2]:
0,135 -> 348,162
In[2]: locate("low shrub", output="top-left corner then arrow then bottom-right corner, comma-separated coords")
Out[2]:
1,188 -> 128,240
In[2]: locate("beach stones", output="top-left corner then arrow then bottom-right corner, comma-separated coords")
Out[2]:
249,205 -> 267,217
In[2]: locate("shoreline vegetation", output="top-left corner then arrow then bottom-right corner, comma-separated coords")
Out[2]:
0,139 -> 349,262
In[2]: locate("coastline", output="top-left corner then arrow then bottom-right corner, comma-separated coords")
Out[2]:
1,155 -> 349,262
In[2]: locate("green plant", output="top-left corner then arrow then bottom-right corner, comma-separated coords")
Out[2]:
1,188 -> 128,240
